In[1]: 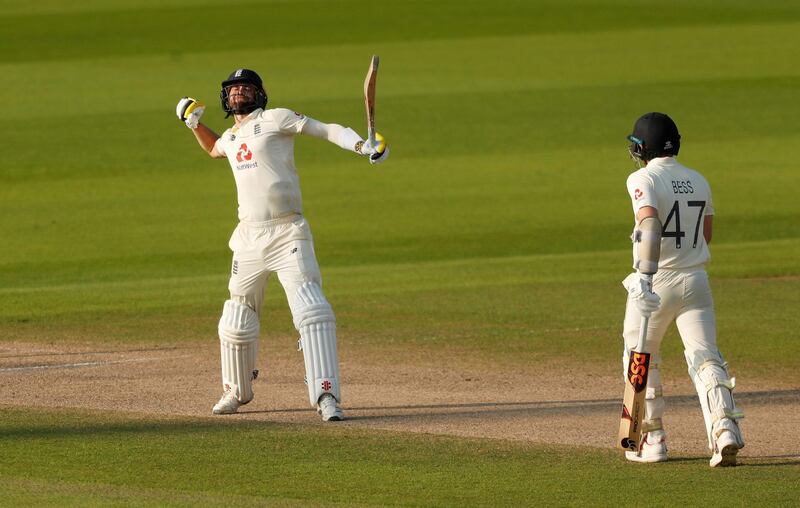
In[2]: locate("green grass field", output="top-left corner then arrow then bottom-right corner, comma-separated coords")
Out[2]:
1,407 -> 796,507
2,0 -> 799,505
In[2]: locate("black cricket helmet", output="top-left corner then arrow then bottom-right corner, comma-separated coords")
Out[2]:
220,68 -> 268,117
627,112 -> 681,162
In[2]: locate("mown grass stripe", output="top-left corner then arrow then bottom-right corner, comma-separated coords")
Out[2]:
1,238 -> 797,295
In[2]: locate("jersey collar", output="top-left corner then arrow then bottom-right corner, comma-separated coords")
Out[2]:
232,108 -> 263,132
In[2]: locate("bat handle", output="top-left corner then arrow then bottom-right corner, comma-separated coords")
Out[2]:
636,315 -> 649,353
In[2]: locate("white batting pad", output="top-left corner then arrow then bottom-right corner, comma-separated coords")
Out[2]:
642,359 -> 665,433
685,350 -> 745,449
292,282 -> 340,406
218,299 -> 260,403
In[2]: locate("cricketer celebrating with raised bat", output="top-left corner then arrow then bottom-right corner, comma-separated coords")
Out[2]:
620,112 -> 744,467
175,68 -> 388,421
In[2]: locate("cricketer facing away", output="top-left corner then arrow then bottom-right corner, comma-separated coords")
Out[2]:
175,68 -> 388,421
621,112 -> 744,467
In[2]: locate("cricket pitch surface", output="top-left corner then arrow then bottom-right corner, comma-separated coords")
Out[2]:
1,340 -> 798,461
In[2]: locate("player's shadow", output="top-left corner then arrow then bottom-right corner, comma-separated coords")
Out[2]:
337,388 -> 799,422
340,399 -> 618,420
240,389 -> 799,420
643,456 -> 800,467
238,407 -> 314,415
240,399 -> 619,418
738,455 -> 800,467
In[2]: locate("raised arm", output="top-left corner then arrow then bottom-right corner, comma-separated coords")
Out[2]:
191,123 -> 225,159
176,97 -> 226,159
300,116 -> 389,164
301,117 -> 364,152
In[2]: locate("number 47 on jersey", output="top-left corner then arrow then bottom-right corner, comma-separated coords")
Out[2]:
662,200 -> 706,248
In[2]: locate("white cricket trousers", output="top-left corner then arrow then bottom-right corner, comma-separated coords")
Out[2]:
226,214 -> 325,316
623,267 -> 719,361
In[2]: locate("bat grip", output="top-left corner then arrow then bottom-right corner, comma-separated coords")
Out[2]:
635,315 -> 649,353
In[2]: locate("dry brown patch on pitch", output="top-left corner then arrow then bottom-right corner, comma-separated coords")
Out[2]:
1,340 -> 797,461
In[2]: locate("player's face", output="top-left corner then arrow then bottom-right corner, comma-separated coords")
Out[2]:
226,83 -> 257,109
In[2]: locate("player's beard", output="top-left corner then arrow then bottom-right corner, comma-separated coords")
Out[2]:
229,93 -> 257,114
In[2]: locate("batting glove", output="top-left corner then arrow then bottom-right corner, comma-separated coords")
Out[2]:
359,132 -> 389,165
176,97 -> 205,129
624,273 -> 661,318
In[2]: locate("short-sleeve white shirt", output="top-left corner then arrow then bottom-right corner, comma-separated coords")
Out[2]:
214,108 -> 309,222
626,157 -> 715,270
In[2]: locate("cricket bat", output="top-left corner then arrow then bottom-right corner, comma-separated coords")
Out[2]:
363,55 -> 379,145
618,314 -> 651,451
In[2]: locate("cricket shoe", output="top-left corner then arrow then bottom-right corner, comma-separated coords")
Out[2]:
212,389 -> 248,415
710,430 -> 741,467
625,430 -> 668,463
318,394 -> 344,422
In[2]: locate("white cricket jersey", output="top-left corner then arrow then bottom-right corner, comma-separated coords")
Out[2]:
626,157 -> 715,270
214,108 -> 308,222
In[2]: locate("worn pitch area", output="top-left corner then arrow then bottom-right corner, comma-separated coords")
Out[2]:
1,340 -> 797,462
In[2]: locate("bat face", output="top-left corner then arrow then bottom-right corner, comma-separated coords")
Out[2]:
618,350 -> 650,451
363,55 -> 379,143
